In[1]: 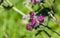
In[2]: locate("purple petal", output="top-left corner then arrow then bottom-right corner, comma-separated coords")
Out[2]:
26,24 -> 31,30
37,15 -> 44,22
31,19 -> 37,25
29,11 -> 34,18
31,0 -> 37,3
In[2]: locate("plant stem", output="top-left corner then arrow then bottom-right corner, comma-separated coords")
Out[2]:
25,5 -> 33,11
12,7 -> 26,16
6,0 -> 26,16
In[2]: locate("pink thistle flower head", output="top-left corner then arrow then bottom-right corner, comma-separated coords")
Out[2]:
29,11 -> 34,18
31,19 -> 37,25
31,0 -> 37,3
26,24 -> 32,30
31,0 -> 36,3
37,15 -> 44,22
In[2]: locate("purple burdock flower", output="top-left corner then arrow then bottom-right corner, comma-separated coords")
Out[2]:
29,11 -> 34,19
31,19 -> 37,25
37,15 -> 44,22
26,24 -> 32,30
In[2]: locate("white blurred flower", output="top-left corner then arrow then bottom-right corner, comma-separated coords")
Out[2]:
22,15 -> 30,24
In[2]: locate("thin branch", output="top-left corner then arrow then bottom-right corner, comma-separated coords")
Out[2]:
25,5 -> 33,11
12,7 -> 26,16
5,0 -> 26,16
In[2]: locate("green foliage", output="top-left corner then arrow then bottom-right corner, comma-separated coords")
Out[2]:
0,0 -> 60,38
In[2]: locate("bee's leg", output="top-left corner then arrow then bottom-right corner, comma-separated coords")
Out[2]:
51,7 -> 56,15
47,8 -> 56,26
35,2 -> 44,15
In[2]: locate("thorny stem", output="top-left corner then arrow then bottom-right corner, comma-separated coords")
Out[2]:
51,10 -> 60,26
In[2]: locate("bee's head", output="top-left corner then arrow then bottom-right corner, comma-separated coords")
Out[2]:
36,8 -> 51,16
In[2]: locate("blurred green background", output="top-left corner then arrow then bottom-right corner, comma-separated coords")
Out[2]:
0,0 -> 60,38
